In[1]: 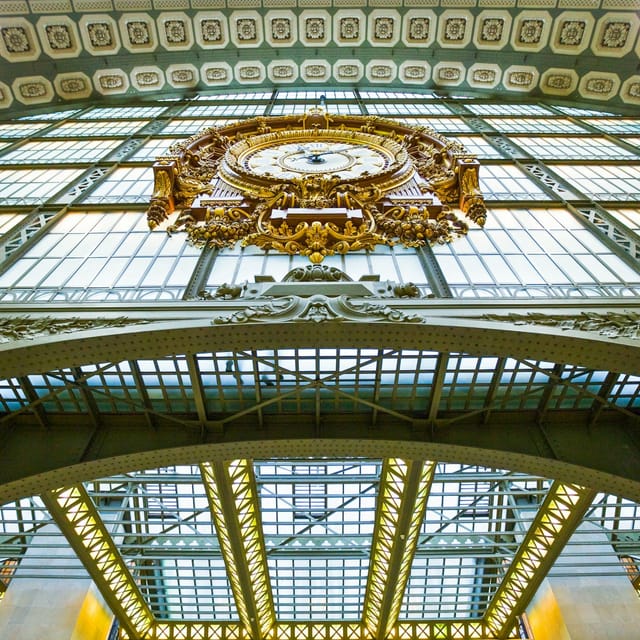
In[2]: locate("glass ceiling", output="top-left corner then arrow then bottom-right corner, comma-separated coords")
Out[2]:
2,460 -> 639,633
1,89 -> 640,639
1,348 -> 637,419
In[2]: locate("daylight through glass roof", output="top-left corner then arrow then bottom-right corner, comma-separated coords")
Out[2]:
1,349 -> 637,419
2,461 -> 639,632
1,87 -> 640,640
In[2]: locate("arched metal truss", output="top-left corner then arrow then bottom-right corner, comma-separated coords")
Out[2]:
1,304 -> 640,504
1,310 -> 640,640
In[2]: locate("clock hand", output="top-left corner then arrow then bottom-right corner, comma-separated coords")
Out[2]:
291,145 -> 358,162
309,145 -> 357,158
289,152 -> 328,163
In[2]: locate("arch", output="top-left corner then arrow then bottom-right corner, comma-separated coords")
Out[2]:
2,319 -> 640,505
2,315 -> 639,379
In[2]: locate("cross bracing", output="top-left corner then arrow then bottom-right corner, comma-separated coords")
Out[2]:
1,344 -> 640,499
3,348 -> 638,423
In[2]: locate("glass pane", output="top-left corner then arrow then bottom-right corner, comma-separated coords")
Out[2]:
0,211 -> 200,302
433,208 -> 640,298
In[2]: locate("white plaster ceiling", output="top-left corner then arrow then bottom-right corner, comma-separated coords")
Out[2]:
0,0 -> 639,114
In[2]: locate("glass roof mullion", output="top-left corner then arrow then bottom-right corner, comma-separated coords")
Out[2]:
79,359 -> 197,428
213,379 -> 316,427
264,482 -> 377,555
86,361 -> 196,430
238,349 -> 310,383
521,359 -> 639,423
232,348 -> 319,417
3,362 -> 114,429
320,348 -> 396,386
417,478 -> 517,555
435,360 -> 563,430
328,385 -> 415,425
130,482 -> 148,540
490,480 -> 516,542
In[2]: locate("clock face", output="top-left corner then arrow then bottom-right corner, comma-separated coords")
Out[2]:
241,140 -> 392,181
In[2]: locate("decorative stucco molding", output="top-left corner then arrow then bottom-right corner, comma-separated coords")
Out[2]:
481,311 -> 640,339
0,316 -> 150,343
212,295 -> 425,324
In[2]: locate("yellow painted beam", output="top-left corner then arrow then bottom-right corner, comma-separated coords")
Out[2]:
43,485 -> 154,640
119,620 -> 516,640
363,459 -> 437,639
484,481 -> 597,639
200,460 -> 275,640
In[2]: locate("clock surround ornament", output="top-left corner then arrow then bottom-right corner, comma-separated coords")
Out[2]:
146,107 -> 487,264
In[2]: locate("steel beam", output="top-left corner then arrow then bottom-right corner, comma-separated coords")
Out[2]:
200,460 -> 275,640
249,350 -> 265,429
370,349 -> 383,427
117,620 -> 515,640
426,353 -> 447,426
185,354 -> 209,425
481,357 -> 506,425
17,376 -> 49,429
2,410 -> 640,506
588,371 -> 619,428
363,459 -> 437,639
128,361 -> 158,430
483,481 -> 597,638
42,484 -> 154,640
71,366 -> 103,430
535,363 -> 564,424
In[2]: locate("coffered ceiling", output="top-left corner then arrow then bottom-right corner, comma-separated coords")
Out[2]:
0,0 -> 639,116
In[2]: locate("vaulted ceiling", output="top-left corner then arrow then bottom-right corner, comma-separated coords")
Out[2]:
0,0 -> 639,118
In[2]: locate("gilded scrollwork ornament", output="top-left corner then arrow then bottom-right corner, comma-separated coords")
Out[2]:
283,265 -> 353,282
146,110 -> 488,262
147,160 -> 176,229
374,205 -> 469,246
170,206 -> 257,249
481,311 -> 640,340
248,218 -> 385,265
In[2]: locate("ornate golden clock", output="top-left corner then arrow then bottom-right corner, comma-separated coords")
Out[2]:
147,108 -> 486,264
